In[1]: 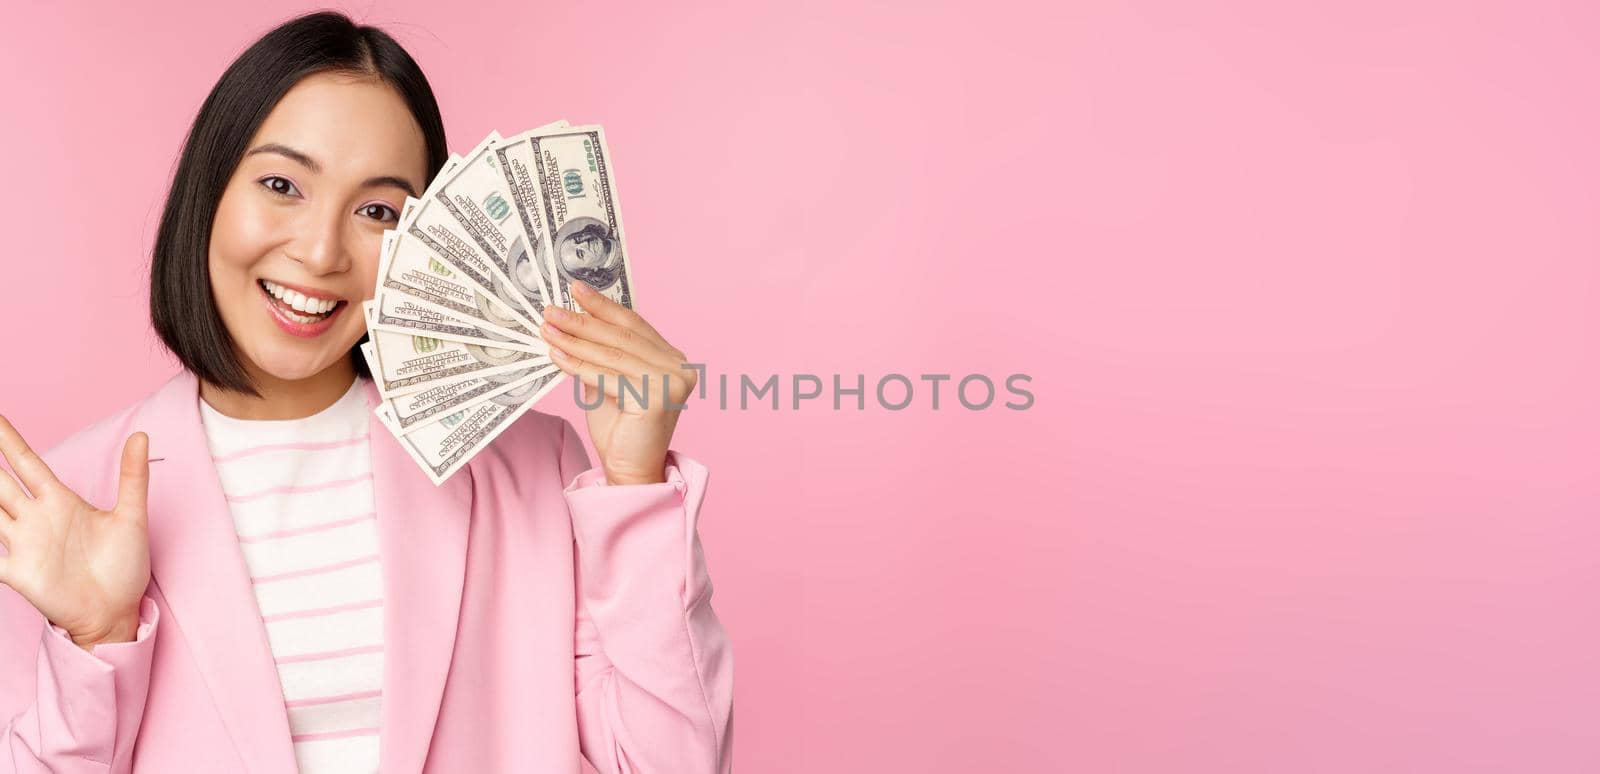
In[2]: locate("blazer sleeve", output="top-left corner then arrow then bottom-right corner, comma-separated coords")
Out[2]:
0,593 -> 159,774
556,419 -> 735,774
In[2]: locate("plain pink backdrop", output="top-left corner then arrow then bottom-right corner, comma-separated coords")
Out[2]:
1,1 -> 1596,772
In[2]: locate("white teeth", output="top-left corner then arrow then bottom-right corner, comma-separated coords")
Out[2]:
262,281 -> 337,315
262,280 -> 339,318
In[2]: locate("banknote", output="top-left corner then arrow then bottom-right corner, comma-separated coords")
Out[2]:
387,366 -> 568,485
364,121 -> 633,485
363,293 -> 544,352
433,122 -> 569,323
527,124 -> 636,311
365,328 -> 543,397
376,229 -> 538,343
398,152 -> 543,332
491,129 -> 563,316
374,363 -> 560,435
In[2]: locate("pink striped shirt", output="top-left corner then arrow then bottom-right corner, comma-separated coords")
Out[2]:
199,377 -> 382,773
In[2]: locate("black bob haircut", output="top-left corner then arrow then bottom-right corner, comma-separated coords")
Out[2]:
150,11 -> 448,396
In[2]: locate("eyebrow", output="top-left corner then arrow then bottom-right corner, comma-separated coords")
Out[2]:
245,142 -> 420,197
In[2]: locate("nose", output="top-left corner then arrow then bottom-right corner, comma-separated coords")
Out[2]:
286,200 -> 352,275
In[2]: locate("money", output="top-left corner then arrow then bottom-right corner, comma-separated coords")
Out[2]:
366,328 -> 543,397
364,121 -> 638,485
492,129 -> 561,314
376,229 -> 538,343
527,125 -> 636,311
374,364 -> 558,435
397,180 -> 539,334
386,367 -> 568,485
433,125 -> 567,322
363,293 -> 544,352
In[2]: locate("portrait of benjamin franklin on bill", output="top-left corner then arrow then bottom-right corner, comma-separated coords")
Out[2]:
555,216 -> 622,292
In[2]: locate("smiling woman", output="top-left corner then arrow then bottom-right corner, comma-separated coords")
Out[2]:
204,71 -> 428,413
0,9 -> 733,774
148,17 -> 446,418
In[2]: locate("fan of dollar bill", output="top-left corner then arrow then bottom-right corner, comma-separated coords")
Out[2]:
359,121 -> 635,485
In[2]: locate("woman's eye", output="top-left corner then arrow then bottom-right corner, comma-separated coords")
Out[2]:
259,175 -> 301,197
359,203 -> 399,223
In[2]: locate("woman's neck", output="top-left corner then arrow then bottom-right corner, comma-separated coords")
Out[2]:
199,360 -> 359,421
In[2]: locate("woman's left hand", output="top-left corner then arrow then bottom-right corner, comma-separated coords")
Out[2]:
540,280 -> 696,486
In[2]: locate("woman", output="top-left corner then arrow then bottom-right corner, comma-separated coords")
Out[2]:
0,12 -> 732,774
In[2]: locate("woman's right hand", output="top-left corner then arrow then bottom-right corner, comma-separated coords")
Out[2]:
0,416 -> 151,651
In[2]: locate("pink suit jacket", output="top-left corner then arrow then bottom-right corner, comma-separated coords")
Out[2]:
0,370 -> 734,773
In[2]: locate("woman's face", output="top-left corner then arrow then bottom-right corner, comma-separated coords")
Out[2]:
209,70 -> 428,384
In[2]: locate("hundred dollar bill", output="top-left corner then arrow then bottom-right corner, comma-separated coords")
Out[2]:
398,152 -> 542,332
377,229 -> 537,343
491,128 -> 565,318
366,328 -> 542,397
435,123 -> 568,323
363,294 -> 545,353
528,124 -> 636,311
390,367 -> 569,485
375,363 -> 560,435
373,365 -> 541,436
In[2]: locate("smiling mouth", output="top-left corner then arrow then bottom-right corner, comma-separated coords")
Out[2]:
259,279 -> 346,324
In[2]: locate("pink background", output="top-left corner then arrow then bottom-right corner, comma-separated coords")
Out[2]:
1,1 -> 1596,771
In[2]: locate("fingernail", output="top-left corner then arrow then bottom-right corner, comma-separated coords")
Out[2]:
545,307 -> 568,320
542,323 -> 563,338
573,280 -> 591,295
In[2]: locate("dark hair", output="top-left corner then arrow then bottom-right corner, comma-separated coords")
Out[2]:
150,11 -> 447,396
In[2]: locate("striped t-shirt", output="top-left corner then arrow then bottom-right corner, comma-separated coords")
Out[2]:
198,376 -> 383,773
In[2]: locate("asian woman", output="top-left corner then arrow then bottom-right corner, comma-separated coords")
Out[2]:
0,11 -> 732,774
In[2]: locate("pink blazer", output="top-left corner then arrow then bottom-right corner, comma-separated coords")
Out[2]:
0,370 -> 733,773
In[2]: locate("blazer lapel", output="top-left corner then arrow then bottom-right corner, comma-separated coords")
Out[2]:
363,380 -> 473,774
138,371 -> 299,773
